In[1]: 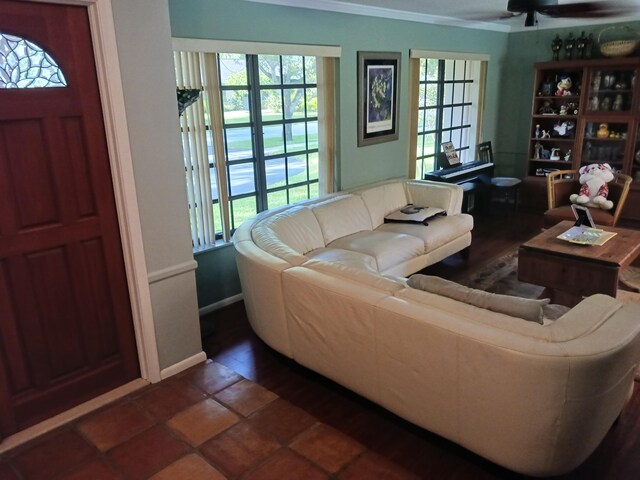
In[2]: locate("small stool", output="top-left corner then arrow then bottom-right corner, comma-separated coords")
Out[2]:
461,181 -> 490,213
491,177 -> 521,214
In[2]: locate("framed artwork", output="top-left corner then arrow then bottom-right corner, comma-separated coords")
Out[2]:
357,51 -> 401,147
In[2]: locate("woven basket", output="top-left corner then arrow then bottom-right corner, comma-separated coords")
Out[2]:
599,26 -> 639,57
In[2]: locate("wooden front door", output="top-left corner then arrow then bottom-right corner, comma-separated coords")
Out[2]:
0,0 -> 139,437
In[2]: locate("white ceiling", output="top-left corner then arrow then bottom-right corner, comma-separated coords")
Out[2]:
245,0 -> 640,32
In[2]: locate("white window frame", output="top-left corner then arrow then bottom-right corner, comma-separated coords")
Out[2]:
173,39 -> 339,248
408,50 -> 488,179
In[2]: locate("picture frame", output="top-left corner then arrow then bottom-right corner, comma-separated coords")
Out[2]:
357,51 -> 401,147
441,141 -> 460,167
571,204 -> 595,228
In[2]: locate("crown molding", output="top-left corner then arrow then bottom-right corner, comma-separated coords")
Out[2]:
245,0 -> 640,33
243,0 -> 511,32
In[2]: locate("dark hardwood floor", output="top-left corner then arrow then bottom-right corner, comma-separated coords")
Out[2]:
201,209 -> 640,480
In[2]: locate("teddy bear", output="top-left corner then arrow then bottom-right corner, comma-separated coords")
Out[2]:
570,163 -> 614,210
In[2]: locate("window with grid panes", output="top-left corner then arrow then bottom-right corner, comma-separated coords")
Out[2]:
415,58 -> 479,180
219,53 -> 319,233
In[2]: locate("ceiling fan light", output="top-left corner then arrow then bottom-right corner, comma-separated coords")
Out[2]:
525,10 -> 536,26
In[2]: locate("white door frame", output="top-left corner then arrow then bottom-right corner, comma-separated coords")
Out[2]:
23,0 -> 161,383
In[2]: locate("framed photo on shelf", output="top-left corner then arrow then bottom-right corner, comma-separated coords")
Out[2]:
357,51 -> 401,147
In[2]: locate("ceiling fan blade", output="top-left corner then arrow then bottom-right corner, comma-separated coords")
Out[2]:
452,0 -> 632,27
455,10 -> 521,22
538,1 -> 633,18
499,11 -> 521,20
507,0 -> 557,13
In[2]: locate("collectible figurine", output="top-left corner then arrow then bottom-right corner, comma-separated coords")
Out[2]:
534,142 -> 543,159
565,33 -> 575,60
551,34 -> 562,61
603,72 -> 616,89
612,94 -> 624,111
556,75 -> 572,96
576,31 -> 587,58
539,100 -> 556,114
564,150 -> 572,162
591,70 -> 601,92
540,78 -> 554,96
553,120 -> 575,137
597,123 -> 610,138
585,33 -> 594,58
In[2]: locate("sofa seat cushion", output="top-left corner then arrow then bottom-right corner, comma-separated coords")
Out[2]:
328,230 -> 424,272
407,274 -> 550,323
306,247 -> 377,272
376,213 -> 473,252
302,258 -> 404,293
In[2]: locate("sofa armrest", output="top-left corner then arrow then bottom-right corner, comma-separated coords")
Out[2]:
406,180 -> 463,215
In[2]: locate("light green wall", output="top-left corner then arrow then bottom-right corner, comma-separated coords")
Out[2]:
169,0 -> 509,187
169,0 -> 511,309
169,2 -> 640,310
111,0 -> 201,369
194,244 -> 241,308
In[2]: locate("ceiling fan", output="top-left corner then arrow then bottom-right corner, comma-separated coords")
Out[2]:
500,0 -> 632,27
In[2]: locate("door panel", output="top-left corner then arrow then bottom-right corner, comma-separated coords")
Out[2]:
2,118 -> 61,227
0,0 -> 139,436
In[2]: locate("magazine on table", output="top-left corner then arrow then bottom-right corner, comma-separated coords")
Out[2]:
557,226 -> 617,246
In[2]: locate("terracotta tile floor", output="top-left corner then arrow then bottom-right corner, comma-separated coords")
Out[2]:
0,360 -> 420,479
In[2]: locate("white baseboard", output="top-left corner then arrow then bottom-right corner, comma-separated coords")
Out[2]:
160,351 -> 207,380
199,293 -> 243,316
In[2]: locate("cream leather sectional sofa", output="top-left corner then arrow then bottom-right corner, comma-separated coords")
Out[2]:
233,178 -> 640,477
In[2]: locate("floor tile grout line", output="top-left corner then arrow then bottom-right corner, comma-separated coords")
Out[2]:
3,357 -> 446,480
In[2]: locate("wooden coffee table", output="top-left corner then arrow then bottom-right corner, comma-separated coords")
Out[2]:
518,221 -> 640,307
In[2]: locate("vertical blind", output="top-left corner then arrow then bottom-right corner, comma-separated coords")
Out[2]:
175,51 -> 217,247
174,43 -> 339,250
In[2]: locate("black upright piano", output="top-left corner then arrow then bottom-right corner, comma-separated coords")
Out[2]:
424,159 -> 494,185
424,159 -> 495,213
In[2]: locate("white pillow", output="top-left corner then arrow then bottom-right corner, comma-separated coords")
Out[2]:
407,274 -> 550,324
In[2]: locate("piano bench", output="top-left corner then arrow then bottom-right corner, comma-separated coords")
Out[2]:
461,181 -> 490,214
490,177 -> 521,214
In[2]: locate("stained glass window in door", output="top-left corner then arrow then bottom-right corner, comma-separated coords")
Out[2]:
0,33 -> 67,88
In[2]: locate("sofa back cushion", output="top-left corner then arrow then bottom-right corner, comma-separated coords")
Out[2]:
407,275 -> 549,324
406,180 -> 461,214
252,206 -> 325,263
357,182 -> 408,228
311,195 -> 373,244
